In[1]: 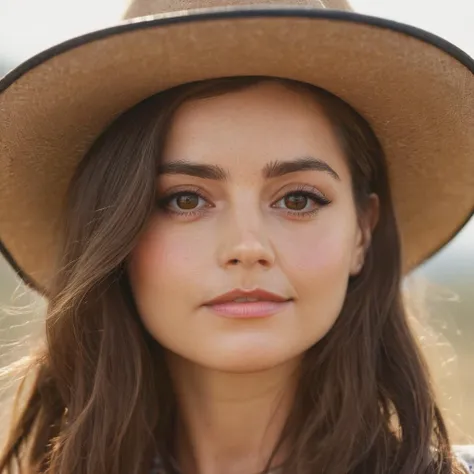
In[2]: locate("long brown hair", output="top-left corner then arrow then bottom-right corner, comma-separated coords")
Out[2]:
0,76 -> 464,474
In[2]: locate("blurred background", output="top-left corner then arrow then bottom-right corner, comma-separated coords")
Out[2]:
0,0 -> 473,444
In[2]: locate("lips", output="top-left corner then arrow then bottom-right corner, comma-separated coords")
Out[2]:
203,289 -> 292,318
204,288 -> 290,305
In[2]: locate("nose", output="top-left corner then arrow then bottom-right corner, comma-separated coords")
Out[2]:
217,209 -> 276,270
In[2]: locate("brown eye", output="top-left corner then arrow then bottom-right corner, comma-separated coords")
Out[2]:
272,188 -> 331,217
176,193 -> 199,210
284,193 -> 308,211
159,190 -> 211,215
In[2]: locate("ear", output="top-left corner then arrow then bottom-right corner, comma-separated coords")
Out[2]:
350,193 -> 379,276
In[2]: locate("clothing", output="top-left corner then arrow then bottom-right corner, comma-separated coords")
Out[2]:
151,446 -> 474,473
455,445 -> 474,473
150,458 -> 283,474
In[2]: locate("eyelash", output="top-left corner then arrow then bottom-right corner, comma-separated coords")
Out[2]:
157,186 -> 210,218
157,185 -> 331,219
273,185 -> 332,218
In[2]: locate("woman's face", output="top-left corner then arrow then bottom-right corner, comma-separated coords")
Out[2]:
128,82 -> 372,372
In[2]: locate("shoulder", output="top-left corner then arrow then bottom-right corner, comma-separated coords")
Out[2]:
454,445 -> 474,473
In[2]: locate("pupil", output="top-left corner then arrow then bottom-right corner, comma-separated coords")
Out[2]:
285,194 -> 307,211
177,194 -> 198,210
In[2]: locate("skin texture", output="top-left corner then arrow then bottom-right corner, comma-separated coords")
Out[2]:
128,82 -> 378,474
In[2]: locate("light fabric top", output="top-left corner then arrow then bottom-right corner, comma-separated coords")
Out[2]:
455,445 -> 474,473
151,446 -> 474,473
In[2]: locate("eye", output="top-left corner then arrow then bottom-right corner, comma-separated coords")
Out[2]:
272,188 -> 331,217
158,190 -> 212,216
174,193 -> 201,210
283,193 -> 311,211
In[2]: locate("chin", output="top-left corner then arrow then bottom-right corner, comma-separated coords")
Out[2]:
207,353 -> 292,373
177,337 -> 308,373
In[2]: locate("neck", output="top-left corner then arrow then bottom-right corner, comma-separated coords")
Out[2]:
166,353 -> 301,474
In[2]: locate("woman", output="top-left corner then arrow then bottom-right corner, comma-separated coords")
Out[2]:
0,0 -> 473,473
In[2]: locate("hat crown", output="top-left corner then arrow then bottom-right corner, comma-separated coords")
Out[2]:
124,0 -> 351,19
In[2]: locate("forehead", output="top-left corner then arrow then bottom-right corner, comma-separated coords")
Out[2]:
161,82 -> 349,179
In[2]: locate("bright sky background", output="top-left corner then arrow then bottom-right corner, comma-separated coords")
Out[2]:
0,0 -> 473,267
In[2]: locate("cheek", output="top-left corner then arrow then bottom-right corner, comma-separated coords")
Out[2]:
128,218 -> 215,354
274,213 -> 357,331
127,218 -> 205,341
129,219 -> 207,290
278,215 -> 356,279
286,232 -> 344,274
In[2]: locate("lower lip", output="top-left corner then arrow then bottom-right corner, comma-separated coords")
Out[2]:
205,301 -> 292,318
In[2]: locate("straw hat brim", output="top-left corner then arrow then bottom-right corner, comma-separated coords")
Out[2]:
0,7 -> 473,296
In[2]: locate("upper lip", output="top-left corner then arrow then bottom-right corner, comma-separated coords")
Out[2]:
204,289 -> 291,305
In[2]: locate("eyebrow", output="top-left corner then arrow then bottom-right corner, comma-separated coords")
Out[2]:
264,157 -> 340,181
158,157 -> 340,181
159,160 -> 229,180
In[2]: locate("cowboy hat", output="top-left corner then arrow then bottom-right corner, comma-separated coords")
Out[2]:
0,0 -> 473,295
